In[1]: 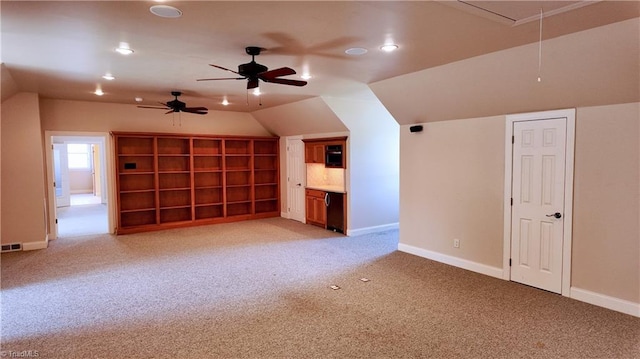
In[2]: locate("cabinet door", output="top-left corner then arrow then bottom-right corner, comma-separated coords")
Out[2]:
305,195 -> 316,223
314,197 -> 326,225
305,143 -> 325,164
306,195 -> 326,226
312,144 -> 324,163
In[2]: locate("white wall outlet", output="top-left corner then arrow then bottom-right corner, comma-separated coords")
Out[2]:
453,238 -> 460,248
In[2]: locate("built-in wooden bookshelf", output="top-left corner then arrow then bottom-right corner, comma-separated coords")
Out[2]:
113,132 -> 279,234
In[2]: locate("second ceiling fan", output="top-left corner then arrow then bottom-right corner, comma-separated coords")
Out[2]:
197,46 -> 308,89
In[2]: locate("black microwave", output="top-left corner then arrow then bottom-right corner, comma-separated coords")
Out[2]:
325,145 -> 343,168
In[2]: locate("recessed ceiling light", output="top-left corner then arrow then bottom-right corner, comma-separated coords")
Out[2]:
301,74 -> 312,80
221,98 -> 229,106
115,42 -> 133,55
345,47 -> 368,56
94,89 -> 104,96
150,5 -> 182,18
135,97 -> 143,102
380,44 -> 399,52
102,73 -> 115,80
115,47 -> 133,55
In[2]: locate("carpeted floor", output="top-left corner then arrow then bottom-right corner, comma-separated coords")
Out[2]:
1,218 -> 638,358
56,202 -> 108,238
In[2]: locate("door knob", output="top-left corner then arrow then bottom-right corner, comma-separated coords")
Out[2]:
546,212 -> 562,219
296,183 -> 302,187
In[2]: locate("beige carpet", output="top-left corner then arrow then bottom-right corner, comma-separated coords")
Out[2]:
1,217 -> 638,358
56,203 -> 108,238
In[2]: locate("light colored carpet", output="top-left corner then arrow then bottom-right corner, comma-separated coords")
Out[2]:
56,203 -> 108,238
1,218 -> 638,358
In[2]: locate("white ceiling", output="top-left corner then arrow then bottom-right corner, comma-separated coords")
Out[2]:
1,1 -> 637,113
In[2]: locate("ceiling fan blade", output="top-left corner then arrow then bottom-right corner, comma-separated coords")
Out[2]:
165,110 -> 176,114
209,64 -> 241,75
259,67 -> 296,79
137,105 -> 169,109
197,77 -> 245,81
247,78 -> 259,89
183,107 -> 208,115
260,77 -> 308,87
183,107 -> 208,113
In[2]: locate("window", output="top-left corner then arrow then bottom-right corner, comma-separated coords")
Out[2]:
67,144 -> 92,170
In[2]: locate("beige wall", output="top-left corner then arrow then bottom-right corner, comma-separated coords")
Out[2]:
252,97 -> 348,137
40,99 -> 272,136
69,169 -> 93,194
572,103 -> 639,303
1,93 -> 47,245
399,115 -> 505,268
323,95 -> 400,233
399,103 -> 639,305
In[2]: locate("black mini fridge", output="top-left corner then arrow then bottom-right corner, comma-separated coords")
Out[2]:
325,192 -> 344,234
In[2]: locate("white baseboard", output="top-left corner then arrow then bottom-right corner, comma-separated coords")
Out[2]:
398,243 -> 504,279
570,287 -> 640,318
280,211 -> 289,219
347,222 -> 399,237
22,240 -> 48,251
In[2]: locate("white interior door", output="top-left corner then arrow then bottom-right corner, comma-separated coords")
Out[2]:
511,118 -> 567,294
286,138 -> 306,222
53,143 -> 71,207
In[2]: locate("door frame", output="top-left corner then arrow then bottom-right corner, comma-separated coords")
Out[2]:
45,131 -> 115,239
502,109 -> 576,296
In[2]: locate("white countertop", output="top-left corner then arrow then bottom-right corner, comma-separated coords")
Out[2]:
306,185 -> 346,194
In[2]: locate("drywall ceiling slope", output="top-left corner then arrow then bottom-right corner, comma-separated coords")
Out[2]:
1,64 -> 19,103
370,18 -> 640,125
251,97 -> 347,137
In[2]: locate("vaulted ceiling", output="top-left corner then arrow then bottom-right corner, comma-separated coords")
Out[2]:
2,1 -> 638,114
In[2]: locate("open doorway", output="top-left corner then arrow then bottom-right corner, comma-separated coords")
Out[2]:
47,133 -> 112,238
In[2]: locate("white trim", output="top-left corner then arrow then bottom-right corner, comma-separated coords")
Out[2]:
45,131 -> 115,240
22,240 -> 48,251
280,211 -> 290,219
502,114 -> 513,280
570,287 -> 640,318
347,222 -> 399,237
398,243 -> 504,279
503,109 -> 576,296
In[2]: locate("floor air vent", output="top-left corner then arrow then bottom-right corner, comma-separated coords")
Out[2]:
1,243 -> 22,252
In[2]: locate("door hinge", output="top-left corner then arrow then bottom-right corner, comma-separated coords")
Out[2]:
512,135 -> 514,144
510,198 -> 513,206
509,258 -> 512,267
55,218 -> 58,224
53,181 -> 56,187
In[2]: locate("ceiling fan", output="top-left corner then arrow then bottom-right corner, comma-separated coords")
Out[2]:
197,46 -> 308,89
137,91 -> 208,115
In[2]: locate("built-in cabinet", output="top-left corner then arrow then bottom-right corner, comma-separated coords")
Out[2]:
114,132 -> 279,234
303,137 -> 347,168
305,143 -> 325,164
305,189 -> 327,227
